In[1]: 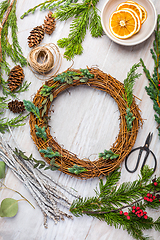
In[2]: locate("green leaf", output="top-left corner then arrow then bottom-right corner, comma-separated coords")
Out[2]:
35,125 -> 47,141
99,150 -> 119,160
0,161 -> 5,179
68,164 -> 87,175
0,198 -> 18,217
50,94 -> 53,102
39,147 -> 61,159
23,100 -> 41,120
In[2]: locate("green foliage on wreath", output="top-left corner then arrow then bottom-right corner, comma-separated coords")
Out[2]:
23,100 -> 41,121
125,108 -> 136,131
70,166 -> 160,240
35,125 -> 47,141
123,62 -> 141,131
68,164 -> 88,175
99,150 -> 119,160
140,15 -> 160,139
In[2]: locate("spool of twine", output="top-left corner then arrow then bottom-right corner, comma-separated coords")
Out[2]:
28,43 -> 62,80
29,46 -> 54,74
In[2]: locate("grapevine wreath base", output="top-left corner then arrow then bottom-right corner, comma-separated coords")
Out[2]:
29,67 -> 143,179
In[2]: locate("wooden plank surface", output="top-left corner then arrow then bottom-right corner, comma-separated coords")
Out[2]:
0,0 -> 160,239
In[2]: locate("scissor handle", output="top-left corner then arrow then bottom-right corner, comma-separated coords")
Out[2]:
125,147 -> 157,173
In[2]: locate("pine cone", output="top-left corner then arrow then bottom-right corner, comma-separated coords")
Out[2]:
43,11 -> 56,35
28,26 -> 44,48
8,65 -> 24,92
8,100 -> 25,113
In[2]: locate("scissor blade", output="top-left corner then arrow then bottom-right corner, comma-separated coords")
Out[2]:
144,132 -> 153,147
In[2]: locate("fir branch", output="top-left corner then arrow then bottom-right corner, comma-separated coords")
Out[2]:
140,14 -> 160,138
70,166 -> 160,240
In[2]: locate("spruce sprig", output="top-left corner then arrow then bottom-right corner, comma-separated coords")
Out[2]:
70,166 -> 160,240
140,15 -> 160,138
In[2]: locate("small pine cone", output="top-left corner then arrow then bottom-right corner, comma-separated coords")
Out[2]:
28,25 -> 44,48
8,100 -> 25,113
43,11 -> 56,35
8,65 -> 24,92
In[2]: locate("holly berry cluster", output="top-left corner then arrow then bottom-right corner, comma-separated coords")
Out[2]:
131,206 -> 148,219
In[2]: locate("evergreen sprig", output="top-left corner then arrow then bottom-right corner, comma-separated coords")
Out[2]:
20,0 -> 78,19
0,0 -> 28,96
0,97 -> 28,133
123,62 -> 141,107
14,148 -> 59,171
140,15 -> 160,138
56,0 -> 103,59
21,0 -> 103,59
123,63 -> 141,131
70,166 -> 160,240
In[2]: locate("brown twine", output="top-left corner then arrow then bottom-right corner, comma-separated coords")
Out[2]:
29,67 -> 143,179
27,43 -> 62,80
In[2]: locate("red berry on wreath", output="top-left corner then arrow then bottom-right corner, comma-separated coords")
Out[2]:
119,211 -> 123,215
144,215 -> 148,219
127,216 -> 130,220
154,182 -> 158,186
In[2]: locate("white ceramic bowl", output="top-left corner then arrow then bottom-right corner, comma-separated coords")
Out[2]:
101,0 -> 157,46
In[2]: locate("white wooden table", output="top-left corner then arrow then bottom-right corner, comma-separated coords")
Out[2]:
0,0 -> 160,239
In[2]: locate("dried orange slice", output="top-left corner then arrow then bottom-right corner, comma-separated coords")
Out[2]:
109,9 -> 137,39
122,8 -> 141,34
117,2 -> 142,22
125,1 -> 147,23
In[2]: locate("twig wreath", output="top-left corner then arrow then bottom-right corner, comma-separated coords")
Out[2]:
28,66 -> 143,179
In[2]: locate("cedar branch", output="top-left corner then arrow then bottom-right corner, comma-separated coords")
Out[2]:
0,0 -> 16,61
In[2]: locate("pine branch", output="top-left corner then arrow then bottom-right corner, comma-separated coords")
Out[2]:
70,166 -> 160,240
140,14 -> 160,138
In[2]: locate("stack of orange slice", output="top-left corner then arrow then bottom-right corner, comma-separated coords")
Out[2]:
109,1 -> 147,40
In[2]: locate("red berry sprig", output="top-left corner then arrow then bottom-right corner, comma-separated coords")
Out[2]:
132,206 -> 148,219
119,210 -> 130,220
144,193 -> 156,202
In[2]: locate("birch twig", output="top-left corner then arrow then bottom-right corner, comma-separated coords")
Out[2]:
0,133 -> 79,228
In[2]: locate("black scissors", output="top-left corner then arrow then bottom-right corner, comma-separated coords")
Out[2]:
125,132 -> 157,173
